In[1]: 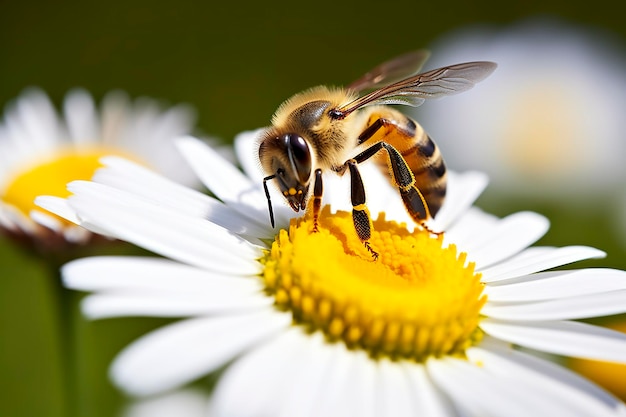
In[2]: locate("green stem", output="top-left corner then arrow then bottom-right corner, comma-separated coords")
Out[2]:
46,258 -> 78,417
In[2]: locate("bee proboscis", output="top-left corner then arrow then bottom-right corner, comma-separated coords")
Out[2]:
259,50 -> 496,258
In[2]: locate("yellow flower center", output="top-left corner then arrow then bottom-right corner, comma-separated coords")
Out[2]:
1,149 -> 133,223
261,206 -> 486,361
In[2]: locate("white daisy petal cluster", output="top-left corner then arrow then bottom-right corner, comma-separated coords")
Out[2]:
0,87 -> 200,244
37,131 -> 626,416
415,17 -> 626,197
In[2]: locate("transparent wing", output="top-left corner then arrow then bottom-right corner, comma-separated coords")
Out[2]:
336,61 -> 497,117
346,50 -> 431,93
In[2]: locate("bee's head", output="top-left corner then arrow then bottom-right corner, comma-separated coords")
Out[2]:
259,131 -> 312,217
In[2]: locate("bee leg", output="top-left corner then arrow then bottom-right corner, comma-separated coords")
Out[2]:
345,159 -> 378,260
311,169 -> 323,232
352,141 -> 441,236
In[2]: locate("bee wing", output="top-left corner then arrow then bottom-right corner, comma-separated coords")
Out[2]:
337,61 -> 497,117
346,50 -> 431,93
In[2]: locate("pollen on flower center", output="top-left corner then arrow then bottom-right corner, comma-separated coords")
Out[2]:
261,206 -> 487,361
2,149 -> 133,222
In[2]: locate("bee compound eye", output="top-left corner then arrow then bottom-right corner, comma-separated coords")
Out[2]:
285,133 -> 312,183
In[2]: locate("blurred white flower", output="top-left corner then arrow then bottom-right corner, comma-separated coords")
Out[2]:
0,87 -> 203,248
415,18 -> 626,198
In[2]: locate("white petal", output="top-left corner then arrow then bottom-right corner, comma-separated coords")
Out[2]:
34,196 -> 81,225
81,291 -> 273,319
175,136 -> 269,218
443,207 -> 499,249
121,389 -> 209,417
431,170 -> 489,231
94,156 -> 206,212
428,357 -> 580,417
1,109 -> 35,161
467,340 -> 625,415
100,90 -> 131,146
65,181 -> 262,275
35,196 -> 114,237
14,88 -> 65,151
111,309 -> 291,396
119,97 -> 160,154
290,344 -> 380,417
277,333 -> 337,417
62,224 -> 92,244
30,209 -> 63,232
149,104 -> 196,145
465,211 -> 550,270
233,129 -> 265,183
62,256 -> 261,293
403,364 -> 457,417
344,350 -> 378,417
0,132 -> 16,179
135,102 -> 194,143
427,357 -> 527,417
484,269 -> 626,302
63,88 -> 99,145
481,245 -> 606,282
377,359 -> 415,417
94,157 -> 270,242
483,290 -> 626,321
310,343 -> 359,417
210,328 -> 311,417
480,318 -> 626,364
0,203 -> 36,233
0,205 -> 19,231
127,103 -> 199,187
64,255 -> 270,317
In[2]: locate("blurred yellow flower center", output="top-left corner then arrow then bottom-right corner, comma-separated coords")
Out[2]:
501,85 -> 582,180
261,206 -> 486,361
2,149 -> 123,222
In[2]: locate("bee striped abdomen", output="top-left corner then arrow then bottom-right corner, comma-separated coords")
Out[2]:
358,108 -> 448,219
401,133 -> 447,217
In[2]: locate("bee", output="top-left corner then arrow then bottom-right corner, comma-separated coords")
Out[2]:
259,50 -> 496,258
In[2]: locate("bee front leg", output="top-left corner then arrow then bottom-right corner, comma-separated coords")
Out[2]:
345,159 -> 378,260
311,169 -> 323,232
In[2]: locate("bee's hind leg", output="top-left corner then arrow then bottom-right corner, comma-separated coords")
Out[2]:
351,141 -> 441,236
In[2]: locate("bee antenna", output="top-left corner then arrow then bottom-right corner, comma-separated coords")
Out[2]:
262,173 -> 277,228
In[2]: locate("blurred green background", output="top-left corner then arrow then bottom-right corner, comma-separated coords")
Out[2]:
1,0 -> 625,416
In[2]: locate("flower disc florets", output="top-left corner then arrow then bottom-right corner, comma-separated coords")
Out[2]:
262,206 -> 486,361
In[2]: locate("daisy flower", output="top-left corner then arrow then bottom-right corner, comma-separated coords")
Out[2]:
36,131 -> 626,416
0,87 -> 200,249
414,17 -> 626,198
